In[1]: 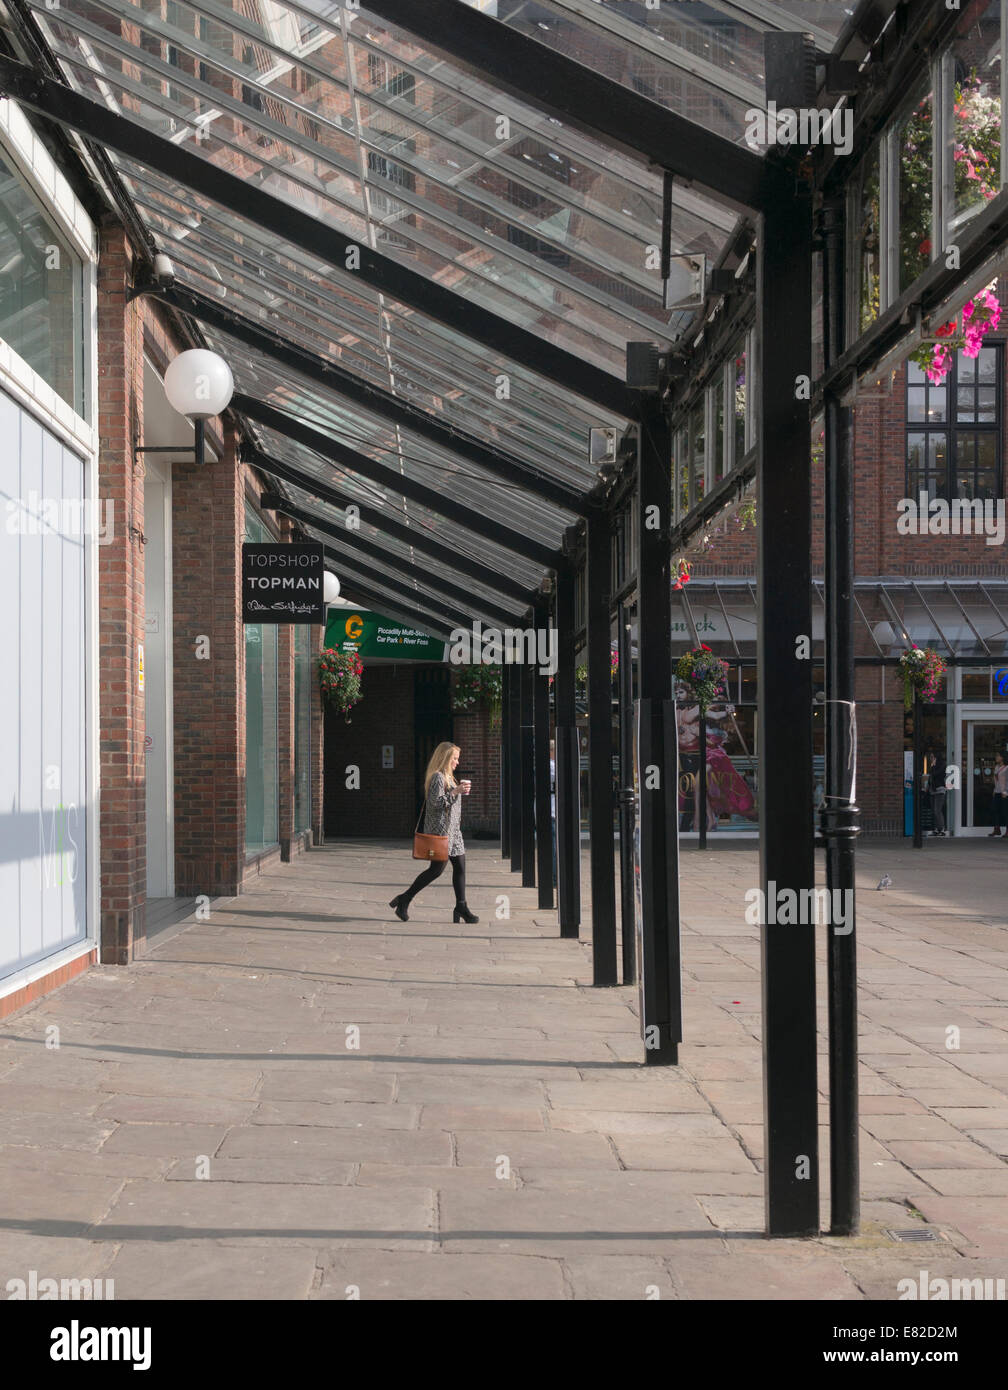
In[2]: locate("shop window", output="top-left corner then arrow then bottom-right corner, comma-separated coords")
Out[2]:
853,145 -> 881,333
948,1 -> 1002,241
244,510 -> 280,856
294,625 -> 312,835
690,401 -> 705,506
733,342 -> 747,464
712,376 -> 726,486
0,145 -> 84,417
963,670 -> 992,700
906,346 -> 1002,500
898,86 -> 934,294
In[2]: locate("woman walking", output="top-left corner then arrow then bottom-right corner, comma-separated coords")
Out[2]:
390,742 -> 479,923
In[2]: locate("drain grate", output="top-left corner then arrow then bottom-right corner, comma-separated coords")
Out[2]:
885,1228 -> 943,1243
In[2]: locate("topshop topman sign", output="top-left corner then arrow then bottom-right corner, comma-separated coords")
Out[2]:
242,542 -> 325,624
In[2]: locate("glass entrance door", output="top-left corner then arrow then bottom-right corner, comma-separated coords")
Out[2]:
963,720 -> 1008,831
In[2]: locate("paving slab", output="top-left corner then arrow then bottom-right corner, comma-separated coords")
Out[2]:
312,1250 -> 566,1300
1,838 -> 1005,1299
103,1241 -> 318,1299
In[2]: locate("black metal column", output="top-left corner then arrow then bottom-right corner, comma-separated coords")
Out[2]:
913,692 -> 924,848
698,718 -> 708,849
554,565 -> 581,938
500,672 -> 511,860
822,196 -> 861,1237
508,664 -> 522,873
520,660 -> 536,888
757,174 -> 819,1235
533,602 -> 554,909
617,602 -> 636,984
586,506 -> 618,985
636,396 -> 681,1065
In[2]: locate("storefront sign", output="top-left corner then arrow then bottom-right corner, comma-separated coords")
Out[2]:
324,609 -> 444,661
242,543 -> 325,624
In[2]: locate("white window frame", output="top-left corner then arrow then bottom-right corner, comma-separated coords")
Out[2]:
0,100 -> 100,992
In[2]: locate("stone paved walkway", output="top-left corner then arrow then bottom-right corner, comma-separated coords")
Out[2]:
1,837 -> 1006,1300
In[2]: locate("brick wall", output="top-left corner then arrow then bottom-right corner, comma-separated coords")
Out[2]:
321,665 -> 502,839
97,219 -> 146,964
170,426 -> 248,896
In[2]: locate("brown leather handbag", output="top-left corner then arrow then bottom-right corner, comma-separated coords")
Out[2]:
412,807 -> 449,862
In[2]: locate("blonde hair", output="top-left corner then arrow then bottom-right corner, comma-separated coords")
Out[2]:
425,742 -> 460,796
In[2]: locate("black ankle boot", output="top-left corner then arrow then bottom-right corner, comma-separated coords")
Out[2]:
453,903 -> 478,924
389,895 -> 410,922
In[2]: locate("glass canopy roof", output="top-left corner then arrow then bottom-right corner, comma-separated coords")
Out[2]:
16,0 -> 853,624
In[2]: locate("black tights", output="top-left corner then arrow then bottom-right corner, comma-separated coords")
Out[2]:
404,853 -> 466,906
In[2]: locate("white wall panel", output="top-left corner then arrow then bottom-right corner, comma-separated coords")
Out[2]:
1,388 -> 88,980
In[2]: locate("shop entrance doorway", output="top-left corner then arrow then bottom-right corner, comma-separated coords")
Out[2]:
961,718 -> 1008,833
414,668 -> 453,811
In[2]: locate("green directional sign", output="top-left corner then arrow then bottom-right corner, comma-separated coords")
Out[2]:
323,609 -> 445,661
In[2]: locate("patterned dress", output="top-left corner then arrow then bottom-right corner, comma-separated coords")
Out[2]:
424,772 -> 465,856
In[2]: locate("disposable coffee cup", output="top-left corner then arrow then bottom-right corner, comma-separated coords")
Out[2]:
459,778 -> 472,794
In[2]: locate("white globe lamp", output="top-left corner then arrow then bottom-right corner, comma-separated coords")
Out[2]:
163,349 -> 234,466
323,570 -> 341,605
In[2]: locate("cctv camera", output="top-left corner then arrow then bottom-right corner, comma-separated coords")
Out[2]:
153,252 -> 175,287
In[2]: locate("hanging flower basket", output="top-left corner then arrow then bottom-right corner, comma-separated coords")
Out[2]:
675,644 -> 730,715
452,665 -> 503,728
899,645 -> 945,710
573,645 -> 618,689
319,648 -> 363,721
911,281 -> 1001,384
672,557 -> 691,590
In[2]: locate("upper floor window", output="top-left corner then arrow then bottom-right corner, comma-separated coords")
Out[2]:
907,345 -> 1002,501
0,144 -> 85,417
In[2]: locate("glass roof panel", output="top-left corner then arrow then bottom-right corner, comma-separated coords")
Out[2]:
276,477 -> 533,612
32,0 -> 696,372
254,429 -> 559,589
23,0 -> 778,567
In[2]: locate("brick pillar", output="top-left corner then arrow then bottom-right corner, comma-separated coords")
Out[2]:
172,428 -> 246,896
277,521 -> 296,860
311,619 -> 325,845
97,219 -> 146,964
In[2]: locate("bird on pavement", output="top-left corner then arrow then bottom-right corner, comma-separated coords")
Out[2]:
876,873 -> 892,891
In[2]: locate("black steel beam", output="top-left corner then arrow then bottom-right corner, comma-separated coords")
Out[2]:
533,600 -> 554,911
363,1 -> 768,212
757,170 -> 819,1237
0,56 -> 635,419
142,283 -> 596,513
554,564 -> 581,938
508,664 -> 522,874
635,397 -> 682,1064
316,542 -> 475,635
264,496 -> 520,630
235,394 -> 560,570
821,197 -> 861,1238
500,675 -> 511,861
520,661 -> 536,890
617,600 -> 636,986
586,506 -> 618,986
254,449 -> 536,607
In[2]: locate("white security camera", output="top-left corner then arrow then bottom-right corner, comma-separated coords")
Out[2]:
153,252 -> 175,287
